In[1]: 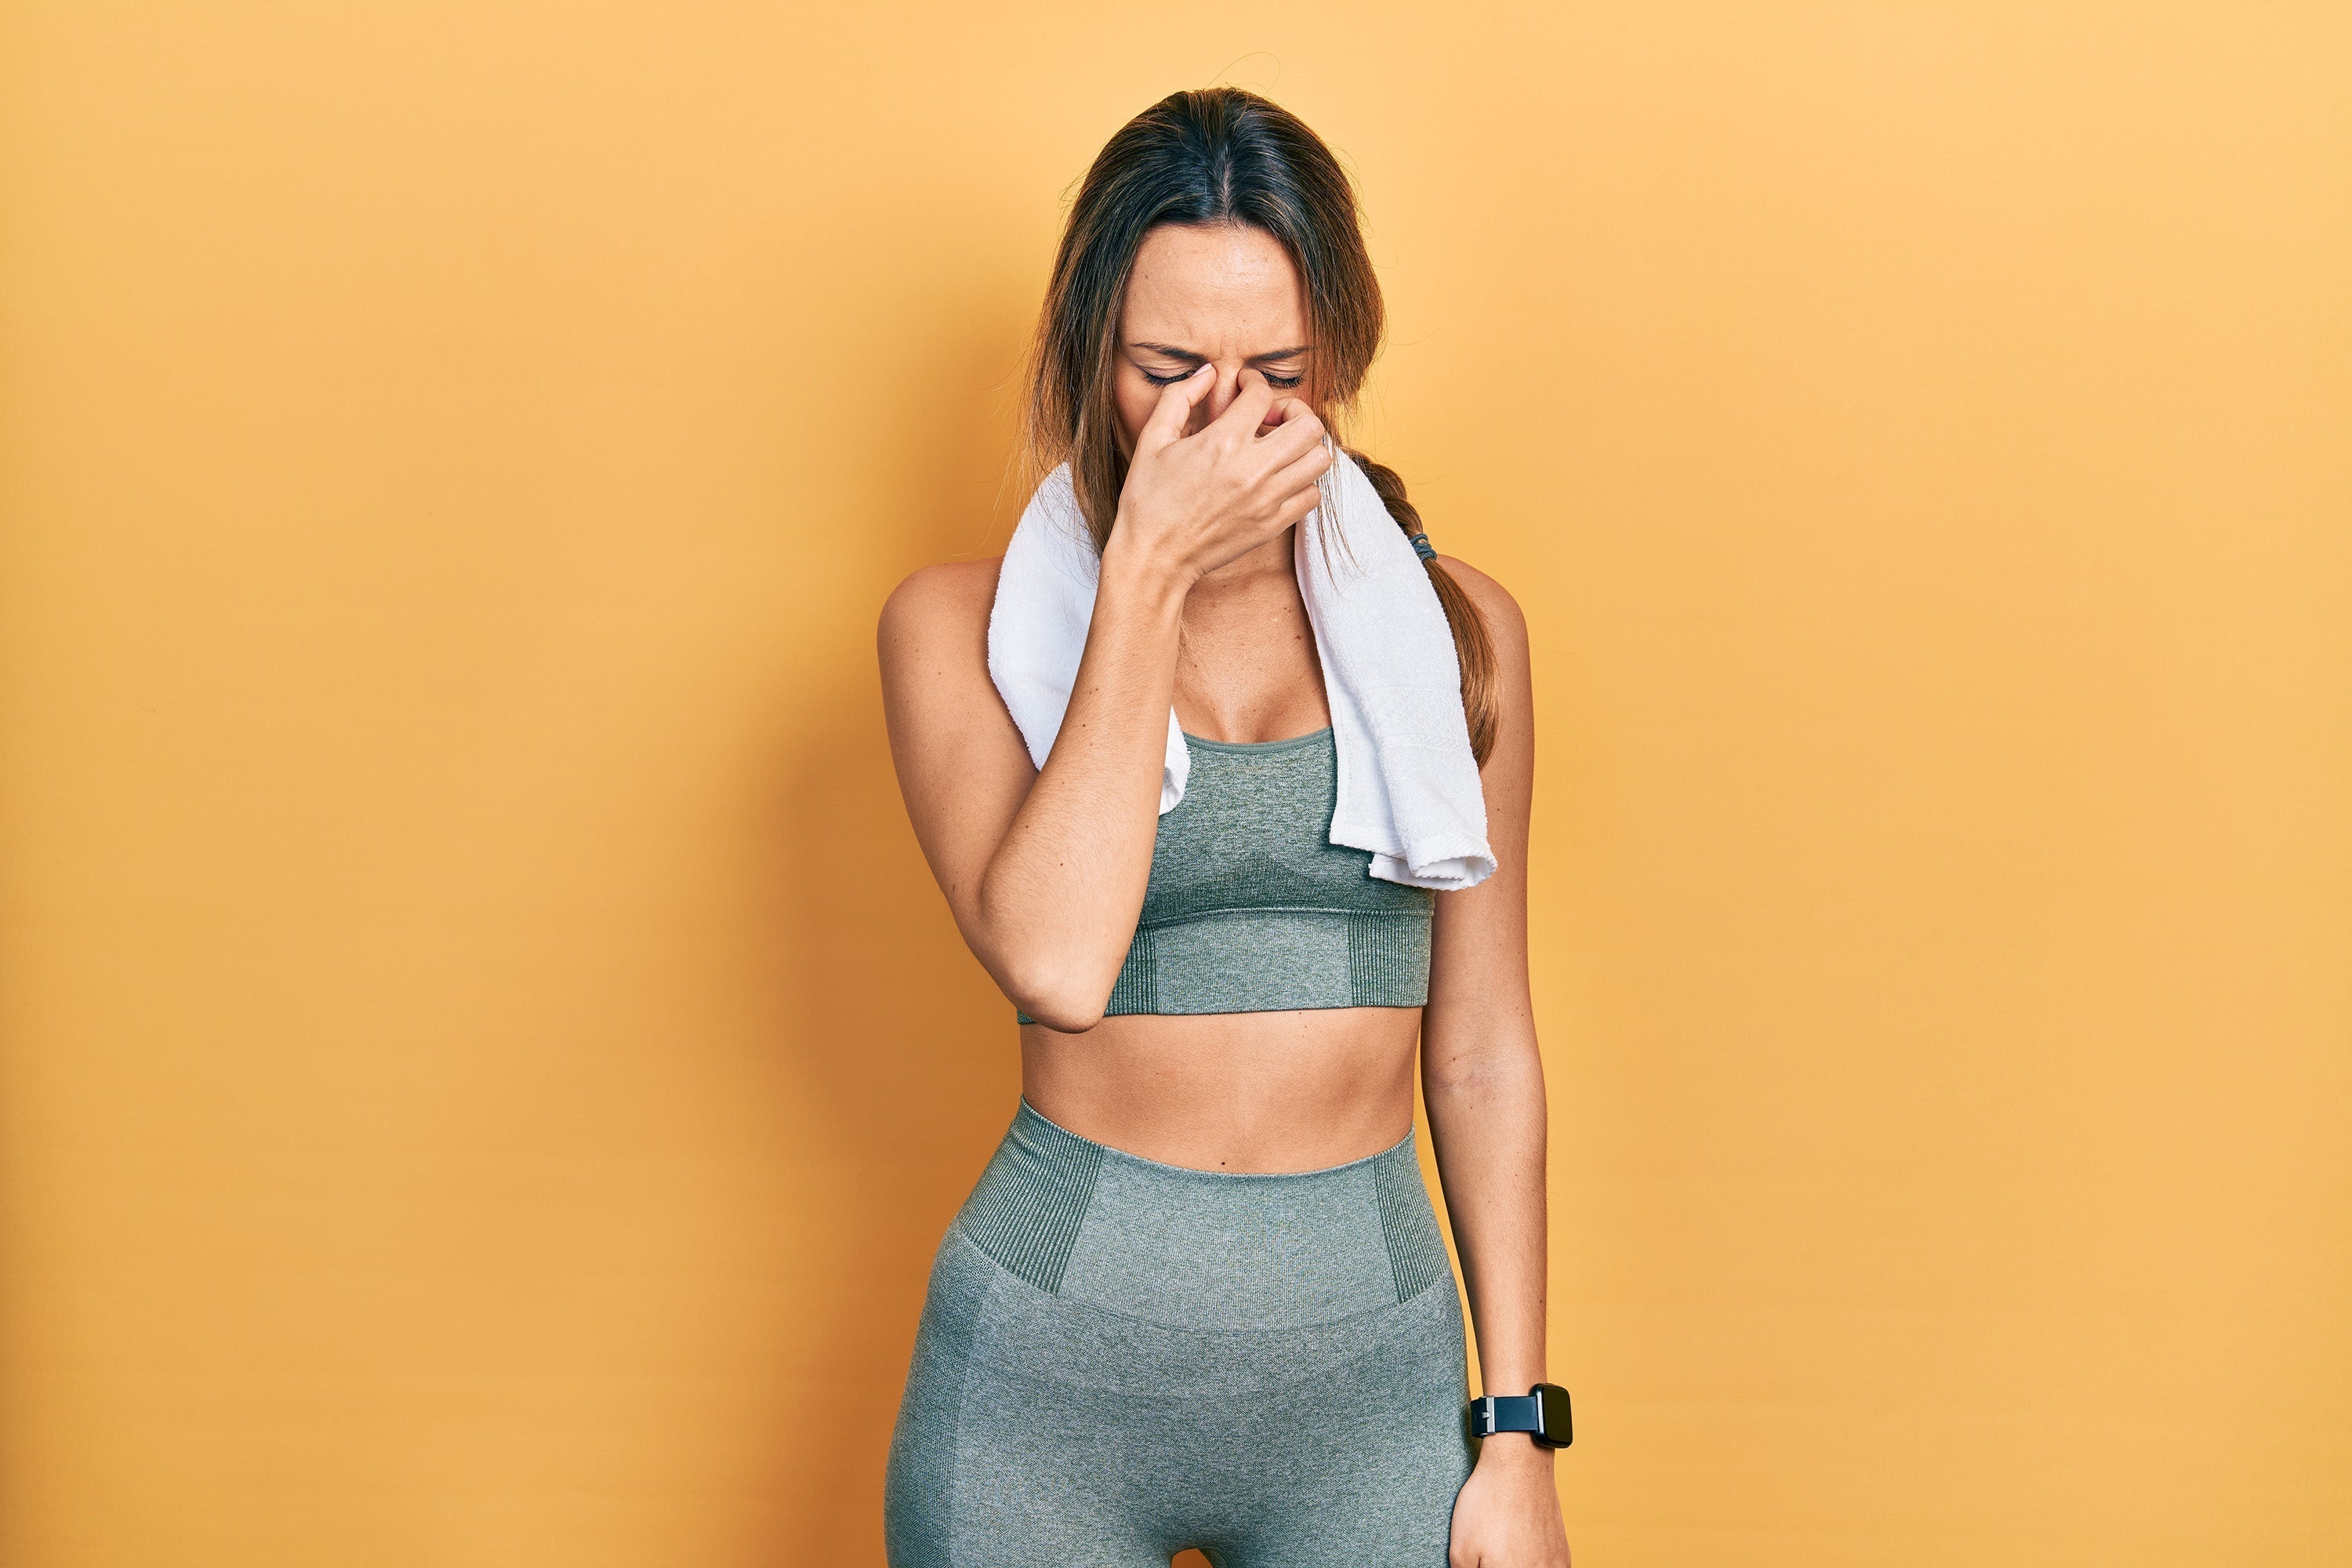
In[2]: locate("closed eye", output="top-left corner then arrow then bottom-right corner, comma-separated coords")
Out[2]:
1141,367 -> 1304,388
1129,342 -> 1311,391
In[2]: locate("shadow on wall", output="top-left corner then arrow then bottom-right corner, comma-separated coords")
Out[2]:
750,292 -> 1035,1562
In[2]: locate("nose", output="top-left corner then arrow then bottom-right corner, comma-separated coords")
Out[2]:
1189,364 -> 1252,435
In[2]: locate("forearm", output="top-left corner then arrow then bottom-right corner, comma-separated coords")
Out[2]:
1435,1020 -> 1570,1560
1422,1018 -> 1550,1403
895,371 -> 1329,1029
975,539 -> 1189,1025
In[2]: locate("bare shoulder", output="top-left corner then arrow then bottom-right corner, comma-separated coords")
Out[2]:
878,556 -> 1002,652
877,555 -> 1007,725
1432,553 -> 1530,663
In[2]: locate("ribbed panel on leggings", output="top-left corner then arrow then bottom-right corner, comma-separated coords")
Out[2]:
1374,1141 -> 1451,1303
952,1103 -> 1104,1294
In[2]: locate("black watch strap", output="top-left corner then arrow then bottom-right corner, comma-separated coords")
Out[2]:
1468,1383 -> 1573,1448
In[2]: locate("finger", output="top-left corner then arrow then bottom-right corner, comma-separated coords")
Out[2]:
1253,399 -> 1327,465
1135,362 -> 1214,451
1210,366 -> 1278,440
1254,394 -> 1317,430
1267,434 -> 1334,502
1269,470 -> 1327,533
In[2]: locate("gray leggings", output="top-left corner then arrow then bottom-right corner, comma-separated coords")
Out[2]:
884,1100 -> 1473,1567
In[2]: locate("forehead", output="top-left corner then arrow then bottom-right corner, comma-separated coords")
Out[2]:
1120,223 -> 1308,350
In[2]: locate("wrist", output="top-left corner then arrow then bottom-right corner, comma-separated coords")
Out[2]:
1474,1432 -> 1555,1471
1098,514 -> 1196,604
1468,1380 -> 1573,1453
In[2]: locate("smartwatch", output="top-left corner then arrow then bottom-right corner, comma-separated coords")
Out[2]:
1468,1383 -> 1573,1449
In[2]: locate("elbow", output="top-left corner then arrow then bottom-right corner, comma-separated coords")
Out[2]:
973,873 -> 1116,1033
1018,997 -> 1109,1035
1422,1029 -> 1545,1102
995,952 -> 1110,1035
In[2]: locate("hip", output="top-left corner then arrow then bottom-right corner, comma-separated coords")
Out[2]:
885,1100 -> 1473,1563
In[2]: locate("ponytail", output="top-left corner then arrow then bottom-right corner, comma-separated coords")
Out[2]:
1343,447 -> 1499,767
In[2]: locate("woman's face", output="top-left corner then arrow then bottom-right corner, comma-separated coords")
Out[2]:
1112,223 -> 1316,458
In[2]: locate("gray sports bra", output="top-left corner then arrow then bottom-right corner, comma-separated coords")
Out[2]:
1014,725 -> 1436,1022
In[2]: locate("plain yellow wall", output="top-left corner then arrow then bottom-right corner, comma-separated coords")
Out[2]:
3,3 -> 2347,1565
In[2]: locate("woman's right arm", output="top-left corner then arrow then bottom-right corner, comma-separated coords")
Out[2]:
877,368 -> 1329,1030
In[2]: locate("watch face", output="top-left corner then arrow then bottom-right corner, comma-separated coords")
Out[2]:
1534,1383 -> 1573,1447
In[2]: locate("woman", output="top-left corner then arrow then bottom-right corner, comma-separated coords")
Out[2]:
877,88 -> 1567,1567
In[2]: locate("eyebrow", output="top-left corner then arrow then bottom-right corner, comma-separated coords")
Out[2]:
1127,342 -> 1313,362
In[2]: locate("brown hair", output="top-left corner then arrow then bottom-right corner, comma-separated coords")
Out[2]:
1021,87 -> 1498,765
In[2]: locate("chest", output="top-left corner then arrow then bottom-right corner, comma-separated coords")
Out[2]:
1167,572 -> 1330,744
1139,730 -> 1432,929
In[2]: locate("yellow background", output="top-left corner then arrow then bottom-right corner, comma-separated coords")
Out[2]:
4,4 -> 2347,1564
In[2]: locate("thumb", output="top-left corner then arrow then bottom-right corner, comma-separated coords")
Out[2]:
1135,362 -> 1214,452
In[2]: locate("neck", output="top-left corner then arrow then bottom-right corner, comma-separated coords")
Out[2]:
1193,528 -> 1296,593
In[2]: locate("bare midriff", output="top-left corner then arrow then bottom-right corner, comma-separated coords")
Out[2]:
1019,1005 -> 1422,1174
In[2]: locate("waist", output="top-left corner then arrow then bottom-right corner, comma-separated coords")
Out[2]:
1019,1004 -> 1420,1172
952,1098 -> 1454,1330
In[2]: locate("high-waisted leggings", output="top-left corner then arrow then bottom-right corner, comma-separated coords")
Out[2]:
883,1099 -> 1474,1567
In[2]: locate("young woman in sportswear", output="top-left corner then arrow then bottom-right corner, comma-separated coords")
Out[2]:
876,88 -> 1569,1568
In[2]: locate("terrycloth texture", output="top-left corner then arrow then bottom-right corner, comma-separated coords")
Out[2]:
883,1100 -> 1472,1566
985,441 -> 1495,890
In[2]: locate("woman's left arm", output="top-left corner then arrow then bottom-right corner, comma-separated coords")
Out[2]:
1421,560 -> 1572,1568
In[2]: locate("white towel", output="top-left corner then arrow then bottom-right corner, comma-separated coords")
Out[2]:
985,440 -> 1495,891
